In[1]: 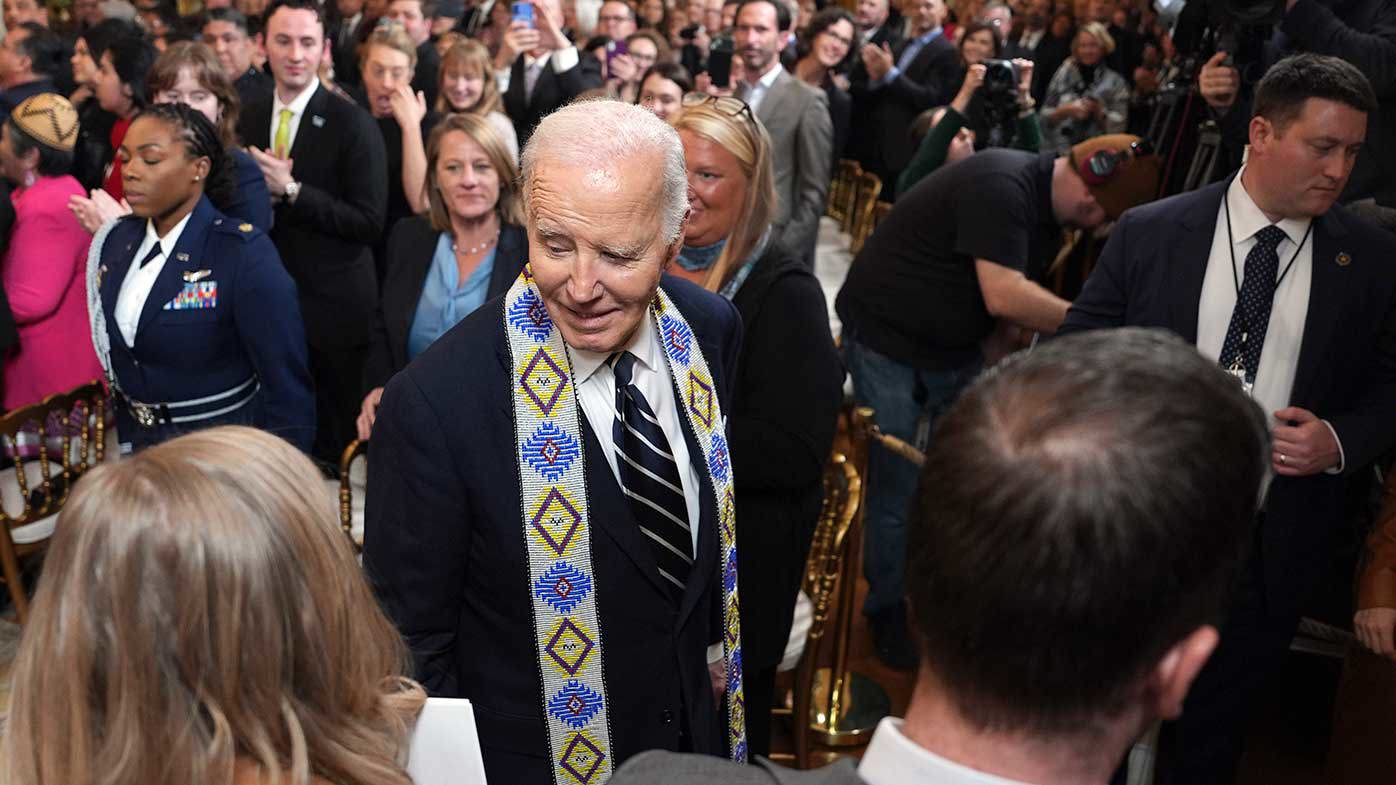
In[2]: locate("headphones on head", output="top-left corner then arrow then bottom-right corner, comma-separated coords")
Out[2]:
1077,138 -> 1154,186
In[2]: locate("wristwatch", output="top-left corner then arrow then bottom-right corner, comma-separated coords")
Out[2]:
284,180 -> 301,204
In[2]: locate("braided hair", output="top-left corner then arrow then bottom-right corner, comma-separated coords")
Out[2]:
134,103 -> 238,214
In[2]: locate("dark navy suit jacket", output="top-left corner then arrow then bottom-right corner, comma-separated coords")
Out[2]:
364,275 -> 742,785
97,195 -> 315,452
1061,179 -> 1396,615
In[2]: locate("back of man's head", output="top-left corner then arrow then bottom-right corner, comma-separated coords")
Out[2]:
908,328 -> 1269,737
1252,53 -> 1376,132
16,22 -> 62,79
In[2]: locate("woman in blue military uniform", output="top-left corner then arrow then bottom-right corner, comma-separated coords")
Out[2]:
87,103 -> 314,453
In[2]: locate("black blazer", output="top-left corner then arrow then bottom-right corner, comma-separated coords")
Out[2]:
730,245 -> 843,668
363,217 -> 529,392
364,276 -> 742,784
1061,179 -> 1396,616
823,81 -> 852,172
850,33 -> 961,178
238,84 -> 388,351
502,50 -> 604,149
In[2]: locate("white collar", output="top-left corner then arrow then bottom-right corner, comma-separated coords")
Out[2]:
746,61 -> 783,90
1226,165 -> 1312,247
272,77 -> 320,116
144,209 -> 196,256
569,307 -> 661,386
858,719 -> 1042,785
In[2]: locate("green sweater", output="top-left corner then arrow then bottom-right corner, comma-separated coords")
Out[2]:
896,107 -> 1043,198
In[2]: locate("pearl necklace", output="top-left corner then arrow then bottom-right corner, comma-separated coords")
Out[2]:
453,228 -> 500,256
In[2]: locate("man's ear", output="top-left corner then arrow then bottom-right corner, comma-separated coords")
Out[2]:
1142,625 -> 1218,721
661,207 -> 692,272
1248,114 -> 1274,154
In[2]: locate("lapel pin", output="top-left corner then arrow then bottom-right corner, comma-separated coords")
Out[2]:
176,252 -> 190,262
183,269 -> 212,282
312,115 -> 325,128
1337,252 -> 1352,267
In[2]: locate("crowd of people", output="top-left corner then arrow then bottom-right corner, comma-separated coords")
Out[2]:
0,0 -> 1393,781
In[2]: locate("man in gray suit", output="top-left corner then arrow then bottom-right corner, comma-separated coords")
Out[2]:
610,329 -> 1272,785
733,0 -> 832,264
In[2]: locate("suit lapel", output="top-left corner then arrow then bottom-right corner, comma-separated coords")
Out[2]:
754,71 -> 794,128
577,414 -> 673,598
1169,180 -> 1228,343
287,85 -> 328,170
1290,211 -> 1351,408
134,197 -> 217,340
671,325 -> 724,628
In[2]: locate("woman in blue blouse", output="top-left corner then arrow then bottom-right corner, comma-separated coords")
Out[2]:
357,113 -> 528,439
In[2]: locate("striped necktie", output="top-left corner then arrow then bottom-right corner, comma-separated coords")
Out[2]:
610,351 -> 692,599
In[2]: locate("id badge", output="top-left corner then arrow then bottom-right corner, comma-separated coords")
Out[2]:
1226,365 -> 1254,397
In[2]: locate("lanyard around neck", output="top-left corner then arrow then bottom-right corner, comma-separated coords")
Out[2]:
1222,190 -> 1313,299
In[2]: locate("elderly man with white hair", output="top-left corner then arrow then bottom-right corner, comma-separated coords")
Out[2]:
364,100 -> 748,785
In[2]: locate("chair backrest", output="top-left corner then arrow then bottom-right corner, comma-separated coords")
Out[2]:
802,453 -> 862,652
828,159 -> 863,233
849,172 -> 884,256
338,439 -> 368,551
0,381 -> 107,529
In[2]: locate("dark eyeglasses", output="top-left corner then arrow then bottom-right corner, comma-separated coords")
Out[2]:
681,92 -> 756,125
1078,138 -> 1154,186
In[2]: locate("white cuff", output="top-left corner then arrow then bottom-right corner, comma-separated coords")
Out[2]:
706,642 -> 724,665
495,66 -> 512,95
552,45 -> 579,73
1321,419 -> 1345,474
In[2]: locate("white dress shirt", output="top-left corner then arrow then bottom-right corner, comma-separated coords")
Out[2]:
1018,28 -> 1045,50
113,213 -> 195,347
494,46 -> 581,97
858,719 -> 1039,785
1197,169 -> 1344,470
740,61 -> 784,114
568,313 -> 703,556
268,76 -> 320,156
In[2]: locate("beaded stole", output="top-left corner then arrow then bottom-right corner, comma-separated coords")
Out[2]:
503,266 -> 747,785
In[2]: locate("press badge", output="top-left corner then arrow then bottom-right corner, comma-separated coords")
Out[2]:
164,280 -> 218,310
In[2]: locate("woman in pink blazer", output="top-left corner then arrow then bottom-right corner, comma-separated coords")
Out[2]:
1,94 -> 101,410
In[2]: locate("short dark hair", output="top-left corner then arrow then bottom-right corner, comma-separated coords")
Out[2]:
6,117 -> 74,176
1252,53 -> 1377,131
636,60 -> 693,97
734,0 -> 791,33
957,21 -> 1002,60
204,7 -> 252,34
14,23 -> 64,80
796,6 -> 854,66
134,102 -> 238,213
907,328 -> 1269,735
105,34 -> 160,110
79,17 -> 143,61
262,0 -> 328,39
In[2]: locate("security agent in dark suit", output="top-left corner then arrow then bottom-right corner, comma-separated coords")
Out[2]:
364,102 -> 741,785
91,104 -> 314,454
1061,55 -> 1396,785
242,0 -> 388,465
849,0 -> 961,193
610,329 -> 1272,785
496,0 -> 603,149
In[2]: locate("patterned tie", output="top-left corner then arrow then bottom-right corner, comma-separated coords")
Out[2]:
610,351 -> 693,599
1219,224 -> 1288,383
138,241 -> 163,269
274,108 -> 293,158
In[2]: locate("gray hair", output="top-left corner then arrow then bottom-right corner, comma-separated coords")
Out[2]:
520,98 -> 689,245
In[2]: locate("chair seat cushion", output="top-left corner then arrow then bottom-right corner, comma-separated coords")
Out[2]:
11,513 -> 56,545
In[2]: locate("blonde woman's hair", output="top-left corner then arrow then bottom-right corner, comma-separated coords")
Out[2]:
425,112 -> 524,230
437,39 -> 502,115
1075,21 -> 1116,56
670,101 -> 778,292
0,427 -> 425,785
363,21 -> 419,72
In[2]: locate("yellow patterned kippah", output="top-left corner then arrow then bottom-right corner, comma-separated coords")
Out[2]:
12,93 -> 78,152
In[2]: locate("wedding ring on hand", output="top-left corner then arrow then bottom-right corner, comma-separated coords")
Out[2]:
1279,454 -> 1288,465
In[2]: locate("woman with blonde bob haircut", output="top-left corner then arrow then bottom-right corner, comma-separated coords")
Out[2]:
0,426 -> 425,785
436,40 -> 519,161
358,112 -> 530,440
669,95 -> 844,759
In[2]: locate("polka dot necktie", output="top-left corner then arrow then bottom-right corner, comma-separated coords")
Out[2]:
1219,224 -> 1289,384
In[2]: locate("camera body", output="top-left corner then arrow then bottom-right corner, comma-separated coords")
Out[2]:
981,58 -> 1019,99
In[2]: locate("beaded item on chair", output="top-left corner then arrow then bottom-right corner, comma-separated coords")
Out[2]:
503,266 -> 747,785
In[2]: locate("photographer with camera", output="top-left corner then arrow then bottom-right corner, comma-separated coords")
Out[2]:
1041,21 -> 1131,152
1197,0 -> 1396,206
896,34 -> 1040,195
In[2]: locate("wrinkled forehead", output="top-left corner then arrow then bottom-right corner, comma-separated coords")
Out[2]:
526,155 -> 668,255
